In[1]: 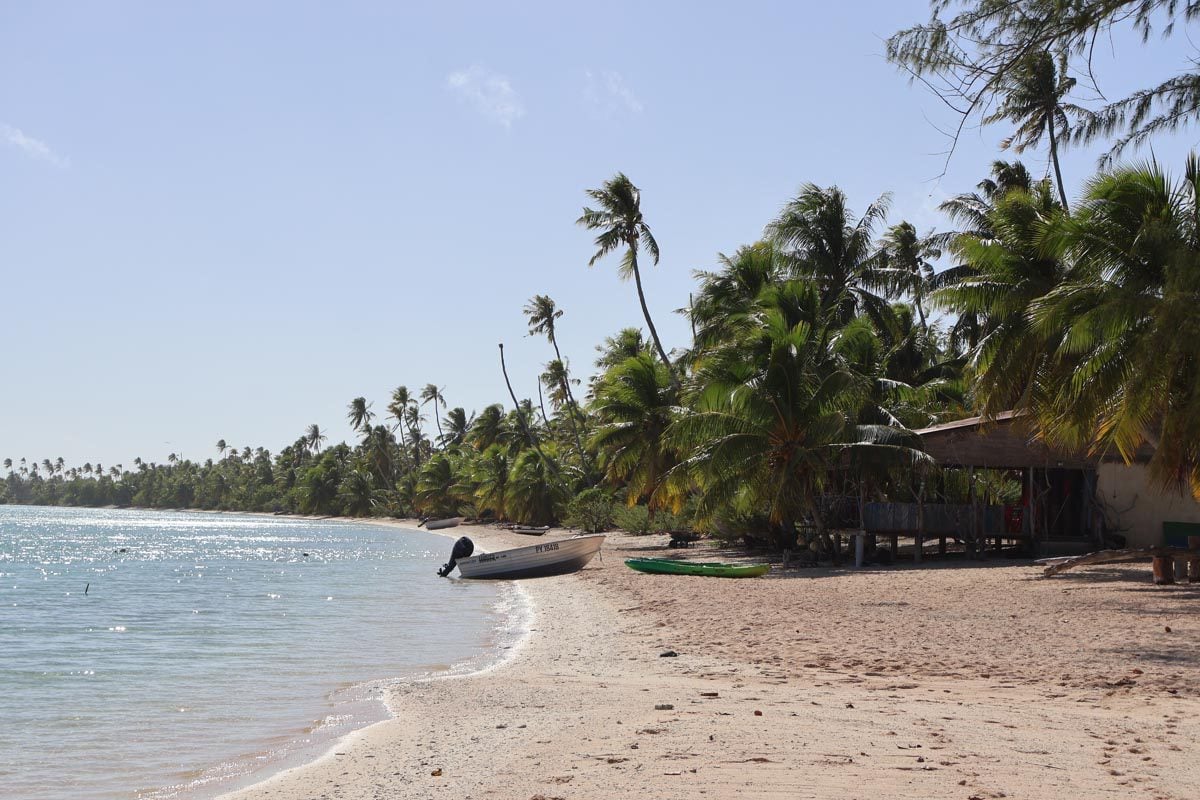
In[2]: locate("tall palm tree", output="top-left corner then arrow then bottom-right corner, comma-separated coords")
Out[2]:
766,184 -> 894,330
877,221 -> 939,333
1033,155 -> 1200,498
420,384 -> 447,443
982,50 -> 1087,212
472,445 -> 511,520
577,173 -> 676,382
347,397 -> 374,433
216,439 -> 227,458
525,294 -> 592,472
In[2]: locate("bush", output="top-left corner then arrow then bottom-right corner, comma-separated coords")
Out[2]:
612,503 -> 693,535
564,487 -> 616,533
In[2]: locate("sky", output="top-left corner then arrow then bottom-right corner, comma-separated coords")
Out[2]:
3,1 -> 1199,470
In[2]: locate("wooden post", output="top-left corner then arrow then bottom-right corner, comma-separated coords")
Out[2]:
1189,536 -> 1200,583
968,467 -> 978,559
854,530 -> 865,568
1152,556 -> 1175,585
915,485 -> 925,565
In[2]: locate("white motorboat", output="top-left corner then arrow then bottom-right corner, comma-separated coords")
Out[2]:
445,534 -> 605,579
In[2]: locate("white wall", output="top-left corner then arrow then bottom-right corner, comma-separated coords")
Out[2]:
1095,462 -> 1200,548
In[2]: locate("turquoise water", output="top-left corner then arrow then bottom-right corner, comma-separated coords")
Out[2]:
0,506 -> 518,800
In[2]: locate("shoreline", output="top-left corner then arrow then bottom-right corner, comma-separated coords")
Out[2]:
218,519 -> 1200,800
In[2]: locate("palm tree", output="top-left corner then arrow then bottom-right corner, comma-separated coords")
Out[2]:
3,458 -> 11,473
525,294 -> 591,472
441,408 -> 472,448
1032,155 -> 1200,498
877,222 -> 939,333
933,179 -> 1067,416
304,424 -> 326,455
420,384 -> 447,443
766,184 -> 894,330
347,397 -> 374,433
668,280 -> 931,552
982,50 -> 1087,212
216,439 -> 227,458
590,352 -> 681,523
577,173 -> 675,382
688,241 -> 788,351
472,445 -> 511,520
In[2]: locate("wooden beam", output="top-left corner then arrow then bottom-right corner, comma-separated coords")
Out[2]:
1042,547 -> 1199,577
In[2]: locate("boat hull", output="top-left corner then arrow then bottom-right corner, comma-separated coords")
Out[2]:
624,558 -> 770,578
425,517 -> 463,531
456,535 -> 605,579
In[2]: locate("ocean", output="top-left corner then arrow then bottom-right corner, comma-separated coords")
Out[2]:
0,506 -> 521,800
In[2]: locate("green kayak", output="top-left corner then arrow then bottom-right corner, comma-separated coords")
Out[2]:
624,558 -> 771,578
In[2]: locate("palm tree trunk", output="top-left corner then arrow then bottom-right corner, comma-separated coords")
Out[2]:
1048,118 -> 1070,213
628,245 -> 678,387
499,343 -> 541,454
536,382 -> 550,426
550,337 -> 595,477
914,289 -> 929,334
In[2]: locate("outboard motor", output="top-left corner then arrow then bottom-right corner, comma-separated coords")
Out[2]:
437,536 -> 474,577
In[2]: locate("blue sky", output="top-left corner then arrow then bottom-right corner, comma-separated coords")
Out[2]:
3,1 -> 1198,470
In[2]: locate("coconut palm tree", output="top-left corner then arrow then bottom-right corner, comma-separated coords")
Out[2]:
472,445 -> 511,520
347,397 -> 374,433
577,173 -> 675,381
668,280 -> 932,552
590,352 -> 681,523
525,294 -> 591,471
441,408 -> 472,448
982,50 -> 1087,212
877,221 -> 939,333
933,178 -> 1067,416
216,439 -> 227,458
420,384 -> 447,443
1032,154 -> 1200,497
766,184 -> 894,330
304,424 -> 326,455
688,241 -> 788,352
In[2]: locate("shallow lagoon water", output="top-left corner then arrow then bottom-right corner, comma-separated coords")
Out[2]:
0,506 -> 514,800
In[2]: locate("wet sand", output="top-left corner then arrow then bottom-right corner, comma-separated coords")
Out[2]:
221,522 -> 1200,799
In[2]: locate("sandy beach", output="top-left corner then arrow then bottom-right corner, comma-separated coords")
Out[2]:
221,521 -> 1200,800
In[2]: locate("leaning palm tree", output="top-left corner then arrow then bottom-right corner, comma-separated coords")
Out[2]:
577,173 -> 675,382
1032,154 -> 1200,498
982,50 -> 1088,212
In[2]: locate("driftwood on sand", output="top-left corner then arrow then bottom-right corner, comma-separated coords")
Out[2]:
1041,546 -> 1198,577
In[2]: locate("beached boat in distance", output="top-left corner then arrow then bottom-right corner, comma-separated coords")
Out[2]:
625,558 -> 770,578
511,525 -> 550,536
424,517 -> 463,531
444,534 -> 605,579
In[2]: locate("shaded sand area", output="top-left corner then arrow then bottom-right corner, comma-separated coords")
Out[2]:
223,523 -> 1200,799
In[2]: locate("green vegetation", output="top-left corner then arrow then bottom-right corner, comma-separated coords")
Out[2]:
6,1 -> 1200,553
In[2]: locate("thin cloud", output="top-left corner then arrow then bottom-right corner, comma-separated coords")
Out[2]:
584,70 -> 644,118
1,123 -> 69,168
446,66 -> 525,129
